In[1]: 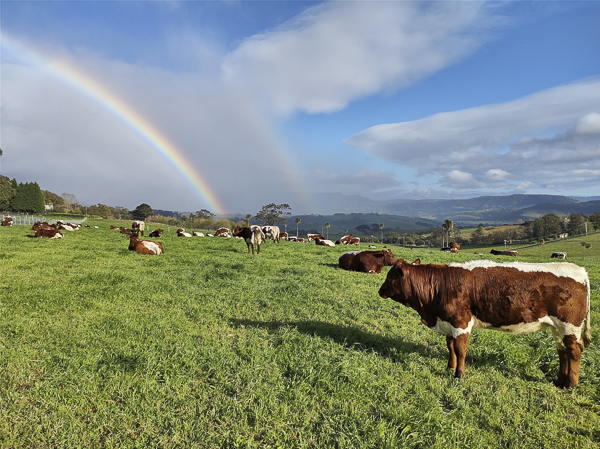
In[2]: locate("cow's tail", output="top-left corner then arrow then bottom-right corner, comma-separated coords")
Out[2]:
583,275 -> 592,348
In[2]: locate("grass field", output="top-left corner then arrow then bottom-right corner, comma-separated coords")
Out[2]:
1,220 -> 599,448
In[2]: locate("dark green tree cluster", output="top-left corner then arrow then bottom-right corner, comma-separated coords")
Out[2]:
1,178 -> 45,214
0,176 -> 16,210
132,203 -> 154,221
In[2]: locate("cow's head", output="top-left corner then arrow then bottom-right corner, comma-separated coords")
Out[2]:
378,258 -> 423,307
382,249 -> 397,266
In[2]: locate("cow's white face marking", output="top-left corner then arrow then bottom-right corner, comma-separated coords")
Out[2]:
448,260 -> 588,286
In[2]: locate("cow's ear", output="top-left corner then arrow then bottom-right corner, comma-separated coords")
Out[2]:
412,259 -> 421,265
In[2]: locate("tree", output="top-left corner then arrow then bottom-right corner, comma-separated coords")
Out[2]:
195,209 -> 215,219
255,203 -> 291,226
10,182 -> 45,214
132,203 -> 154,220
0,175 -> 15,210
295,218 -> 301,237
325,222 -> 330,239
379,223 -> 384,243
590,212 -> 600,231
442,219 -> 454,247
246,214 -> 252,226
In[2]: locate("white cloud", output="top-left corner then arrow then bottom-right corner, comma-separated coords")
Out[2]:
346,78 -> 600,193
486,169 -> 511,182
221,1 -> 498,115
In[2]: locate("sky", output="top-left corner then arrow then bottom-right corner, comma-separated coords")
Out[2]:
1,0 -> 599,216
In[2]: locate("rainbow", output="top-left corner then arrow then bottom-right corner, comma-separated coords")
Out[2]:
1,33 -> 227,215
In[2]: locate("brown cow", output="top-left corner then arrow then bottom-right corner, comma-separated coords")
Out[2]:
378,259 -> 592,387
1,217 -> 13,226
215,227 -> 230,237
149,229 -> 163,238
490,249 -> 517,256
34,228 -> 64,239
339,249 -> 397,274
233,225 -> 264,254
127,234 -> 164,255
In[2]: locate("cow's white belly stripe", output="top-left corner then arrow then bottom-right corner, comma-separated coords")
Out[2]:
142,241 -> 162,254
432,315 -> 583,343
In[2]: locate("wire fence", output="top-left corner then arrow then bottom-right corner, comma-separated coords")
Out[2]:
1,215 -> 88,226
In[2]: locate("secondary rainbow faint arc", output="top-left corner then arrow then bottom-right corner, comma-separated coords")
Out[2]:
2,34 -> 227,216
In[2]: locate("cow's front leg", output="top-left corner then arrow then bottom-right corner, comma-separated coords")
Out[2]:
453,333 -> 470,378
446,336 -> 457,370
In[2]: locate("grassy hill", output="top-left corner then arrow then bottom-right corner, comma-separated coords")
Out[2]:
1,220 -> 599,447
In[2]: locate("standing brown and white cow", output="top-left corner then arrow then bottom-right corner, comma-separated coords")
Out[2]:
378,259 -> 591,387
233,225 -> 264,254
132,221 -> 145,236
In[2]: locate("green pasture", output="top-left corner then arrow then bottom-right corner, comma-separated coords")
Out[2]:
1,220 -> 599,448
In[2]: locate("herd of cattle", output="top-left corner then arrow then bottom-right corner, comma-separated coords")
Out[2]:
8,218 -> 593,386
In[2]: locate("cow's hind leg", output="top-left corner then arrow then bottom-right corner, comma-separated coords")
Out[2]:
562,334 -> 582,388
446,336 -> 457,370
453,333 -> 470,378
551,328 -> 582,388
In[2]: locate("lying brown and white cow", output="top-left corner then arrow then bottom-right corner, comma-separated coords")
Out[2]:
215,227 -> 230,237
1,217 -> 13,226
339,249 -> 397,274
149,229 -> 163,238
378,259 -> 592,387
127,234 -> 164,255
34,228 -> 64,239
314,238 -> 335,247
233,225 -> 264,254
490,249 -> 517,256
307,234 -> 325,242
177,228 -> 192,237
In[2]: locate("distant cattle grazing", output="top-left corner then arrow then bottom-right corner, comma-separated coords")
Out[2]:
1,217 -> 13,226
339,249 -> 397,274
551,252 -> 568,260
132,221 -> 145,236
558,233 -> 569,239
233,225 -> 264,254
490,249 -> 518,257
127,234 -> 164,255
314,238 -> 335,247
279,232 -> 288,241
378,259 -> 592,387
34,228 -> 64,239
215,227 -> 230,238
149,229 -> 163,238
262,226 -> 281,242
177,228 -> 192,237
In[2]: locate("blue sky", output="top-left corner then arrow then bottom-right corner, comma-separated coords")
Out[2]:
1,0 -> 599,215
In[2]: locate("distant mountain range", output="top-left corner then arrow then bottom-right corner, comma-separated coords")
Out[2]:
162,193 -> 600,233
283,193 -> 600,225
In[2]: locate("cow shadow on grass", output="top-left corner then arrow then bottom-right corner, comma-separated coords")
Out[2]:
229,318 -> 553,383
229,318 -> 440,364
